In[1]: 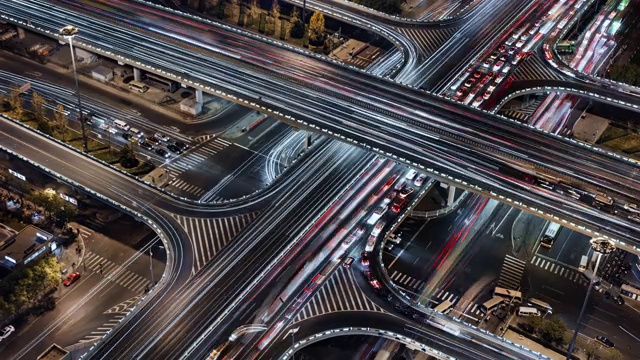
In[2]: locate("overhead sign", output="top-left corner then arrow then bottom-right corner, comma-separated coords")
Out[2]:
59,193 -> 78,206
8,169 -> 26,181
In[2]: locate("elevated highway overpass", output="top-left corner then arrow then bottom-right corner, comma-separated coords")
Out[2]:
2,0 -> 640,247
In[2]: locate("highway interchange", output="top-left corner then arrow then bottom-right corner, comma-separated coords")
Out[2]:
1,0 -> 640,358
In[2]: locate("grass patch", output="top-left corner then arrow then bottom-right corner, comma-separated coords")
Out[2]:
599,125 -> 629,142
66,137 -> 106,152
91,148 -> 120,163
115,160 -> 156,176
603,133 -> 640,152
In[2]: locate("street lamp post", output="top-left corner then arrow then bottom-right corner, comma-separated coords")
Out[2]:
149,248 -> 154,285
59,25 -> 88,152
566,238 -> 615,359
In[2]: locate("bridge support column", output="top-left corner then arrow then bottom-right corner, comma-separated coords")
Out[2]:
133,67 -> 142,82
447,184 -> 456,206
195,88 -> 203,104
305,132 -> 312,150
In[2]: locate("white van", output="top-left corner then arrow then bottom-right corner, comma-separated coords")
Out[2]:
113,120 -> 130,131
579,255 -> 588,272
517,306 -> 541,317
128,80 -> 149,93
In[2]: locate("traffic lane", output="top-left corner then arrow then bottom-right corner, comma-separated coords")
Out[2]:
579,298 -> 638,358
259,311 -> 507,360
111,148 -> 373,359
539,227 -> 591,267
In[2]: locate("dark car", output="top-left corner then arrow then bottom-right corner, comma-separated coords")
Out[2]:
155,148 -> 169,158
121,132 -> 132,141
174,141 -> 188,150
140,141 -> 154,151
595,336 -> 614,348
613,295 -> 625,305
146,136 -> 159,146
167,144 -> 182,153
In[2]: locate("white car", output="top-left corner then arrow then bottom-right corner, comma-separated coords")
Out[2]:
483,90 -> 493,100
472,97 -> 484,108
414,174 -> 427,187
492,61 -> 505,71
516,39 -> 526,48
382,191 -> 397,205
624,203 -> 639,213
0,325 -> 15,341
154,132 -> 170,142
371,220 -> 386,236
394,180 -> 406,191
367,206 -> 387,225
495,73 -> 506,83
405,169 -> 418,180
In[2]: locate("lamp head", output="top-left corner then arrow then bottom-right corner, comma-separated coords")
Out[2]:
59,25 -> 79,38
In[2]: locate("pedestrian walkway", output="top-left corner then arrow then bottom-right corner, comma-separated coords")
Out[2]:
513,54 -> 569,81
162,137 -> 231,191
530,255 -> 589,286
293,267 -> 386,323
83,252 -> 152,293
79,295 -> 141,344
396,27 -> 458,58
173,212 -> 260,274
497,255 -> 526,290
389,270 -> 426,293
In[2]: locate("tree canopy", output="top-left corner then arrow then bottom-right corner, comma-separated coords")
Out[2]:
308,11 -> 325,44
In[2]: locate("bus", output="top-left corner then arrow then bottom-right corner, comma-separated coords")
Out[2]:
526,298 -> 553,314
556,40 -> 575,53
620,284 -> 640,300
434,299 -> 454,314
494,287 -> 522,303
146,73 -> 179,93
481,296 -> 504,313
540,222 -> 561,248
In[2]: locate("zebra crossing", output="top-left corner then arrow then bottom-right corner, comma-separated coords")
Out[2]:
499,96 -> 545,122
530,255 -> 589,286
174,212 -> 260,273
293,266 -> 386,323
83,252 -> 153,293
389,270 -> 426,293
513,54 -> 569,81
497,255 -> 526,290
345,48 -> 384,68
163,138 -> 232,196
396,27 -> 458,58
79,296 -> 141,344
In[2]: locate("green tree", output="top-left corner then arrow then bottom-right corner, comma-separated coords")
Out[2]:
605,349 -> 622,360
56,202 -> 77,227
31,91 -> 47,122
528,316 -> 543,335
8,85 -> 23,115
248,0 -> 260,26
53,104 -> 68,141
120,143 -> 136,162
0,297 -> 15,318
584,341 -> 598,360
267,0 -> 280,36
541,317 -> 567,344
37,120 -> 53,136
289,8 -> 304,39
308,10 -> 325,44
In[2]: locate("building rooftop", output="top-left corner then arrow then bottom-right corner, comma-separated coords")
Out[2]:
0,225 -> 53,269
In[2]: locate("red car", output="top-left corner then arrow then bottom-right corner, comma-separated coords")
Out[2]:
63,272 -> 81,286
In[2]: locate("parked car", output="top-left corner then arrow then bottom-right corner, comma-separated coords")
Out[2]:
613,295 -> 625,305
595,336 -> 614,348
0,325 -> 15,341
63,272 -> 81,286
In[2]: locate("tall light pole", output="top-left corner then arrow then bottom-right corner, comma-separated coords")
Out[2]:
565,238 -> 615,359
59,25 -> 88,152
149,247 -> 154,285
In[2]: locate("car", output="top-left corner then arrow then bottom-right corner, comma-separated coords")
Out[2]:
129,127 -> 144,138
383,191 -> 397,205
528,27 -> 537,35
361,252 -> 370,266
63,272 -> 81,286
370,279 -> 381,288
399,187 -> 414,198
464,78 -> 476,87
472,97 -> 484,108
508,46 -> 516,54
355,226 -> 366,236
364,269 -> 374,281
155,148 -> 169,158
405,169 -> 418,180
624,203 -> 639,212
154,132 -> 170,142
487,84 -> 497,92
535,20 -> 543,27
629,215 -> 640,223
145,136 -> 160,146
595,336 -> 614,348
455,88 -> 466,97
367,206 -> 387,225
479,75 -> 491,86
140,141 -> 154,151
365,234 -> 377,252
0,325 -> 15,341
495,73 -> 506,83
167,144 -> 182,153
483,90 -> 493,100
130,109 -> 142,116
174,141 -> 188,150
473,71 -> 483,78
394,180 -> 406,191
482,59 -> 492,68
613,295 -> 625,305
498,45 -> 507,52
516,39 -> 526,47
371,220 -> 386,236
505,36 -> 516,46
121,132 -> 132,141
343,256 -> 354,268
388,234 -> 401,245
391,198 -> 407,213
520,33 -> 529,40
385,242 -> 394,251
498,54 -> 508,62
414,174 -> 427,186
489,51 -> 499,59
